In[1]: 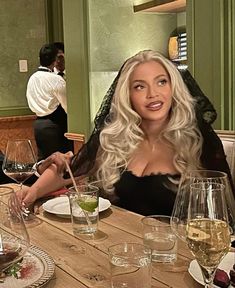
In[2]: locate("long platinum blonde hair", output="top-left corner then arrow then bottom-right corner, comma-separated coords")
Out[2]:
97,50 -> 202,192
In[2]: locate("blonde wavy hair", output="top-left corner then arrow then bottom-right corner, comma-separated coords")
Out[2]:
97,50 -> 202,192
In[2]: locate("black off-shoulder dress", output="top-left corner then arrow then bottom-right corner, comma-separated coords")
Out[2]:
114,171 -> 179,216
113,121 -> 234,216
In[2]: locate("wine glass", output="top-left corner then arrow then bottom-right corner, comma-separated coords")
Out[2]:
2,139 -> 37,221
186,182 -> 231,287
2,139 -> 37,187
171,170 -> 235,242
0,186 -> 30,274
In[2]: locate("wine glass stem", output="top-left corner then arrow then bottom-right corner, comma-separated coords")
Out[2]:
201,266 -> 215,288
0,234 -> 3,253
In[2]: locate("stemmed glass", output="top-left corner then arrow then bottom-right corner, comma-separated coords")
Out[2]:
2,139 -> 37,221
186,182 -> 231,287
0,186 -> 30,274
2,139 -> 36,187
171,170 -> 235,242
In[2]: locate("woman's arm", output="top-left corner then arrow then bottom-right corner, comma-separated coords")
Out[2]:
17,153 -> 73,207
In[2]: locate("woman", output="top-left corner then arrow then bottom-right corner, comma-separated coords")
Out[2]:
18,50 -> 233,216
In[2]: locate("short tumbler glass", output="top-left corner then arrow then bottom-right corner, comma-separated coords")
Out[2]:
108,242 -> 152,288
142,215 -> 177,263
68,185 -> 99,235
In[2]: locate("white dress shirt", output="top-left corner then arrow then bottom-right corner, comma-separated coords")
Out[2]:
54,67 -> 66,75
26,66 -> 67,116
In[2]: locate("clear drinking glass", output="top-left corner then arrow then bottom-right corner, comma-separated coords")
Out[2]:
186,182 -> 231,287
171,170 -> 235,242
0,186 -> 30,273
108,242 -> 152,288
68,184 -> 99,235
2,139 -> 37,221
142,215 -> 177,263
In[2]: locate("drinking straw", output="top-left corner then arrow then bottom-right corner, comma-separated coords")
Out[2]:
64,161 -> 92,227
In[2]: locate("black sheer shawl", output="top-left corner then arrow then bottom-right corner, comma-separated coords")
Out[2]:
69,67 -> 219,178
66,61 -> 235,241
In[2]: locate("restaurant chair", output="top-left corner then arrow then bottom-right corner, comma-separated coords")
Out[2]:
216,130 -> 235,184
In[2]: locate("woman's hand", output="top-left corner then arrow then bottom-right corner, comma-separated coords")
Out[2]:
16,185 -> 37,208
37,151 -> 73,175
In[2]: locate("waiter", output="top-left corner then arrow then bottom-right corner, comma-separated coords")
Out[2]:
26,43 -> 73,160
53,42 -> 66,79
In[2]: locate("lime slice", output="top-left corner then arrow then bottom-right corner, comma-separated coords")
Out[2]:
78,197 -> 98,212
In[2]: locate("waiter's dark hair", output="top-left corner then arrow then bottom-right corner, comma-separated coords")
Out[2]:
39,43 -> 58,67
53,42 -> 64,53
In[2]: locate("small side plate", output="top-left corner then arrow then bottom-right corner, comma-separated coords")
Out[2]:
188,252 -> 234,287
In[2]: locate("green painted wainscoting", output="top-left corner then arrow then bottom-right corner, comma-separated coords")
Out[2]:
187,0 -> 235,130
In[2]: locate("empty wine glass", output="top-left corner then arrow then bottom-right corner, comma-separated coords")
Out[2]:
186,182 -> 231,287
0,186 -> 30,274
171,170 -> 235,242
2,139 -> 37,221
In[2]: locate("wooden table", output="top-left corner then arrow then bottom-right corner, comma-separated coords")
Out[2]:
23,198 -> 204,288
4,183 -> 234,287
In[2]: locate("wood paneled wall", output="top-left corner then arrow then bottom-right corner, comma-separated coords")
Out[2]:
0,116 -> 85,158
0,115 -> 37,154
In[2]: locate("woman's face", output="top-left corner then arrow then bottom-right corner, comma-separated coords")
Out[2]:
129,60 -> 173,126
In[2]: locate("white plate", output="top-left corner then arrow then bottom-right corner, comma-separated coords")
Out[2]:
188,252 -> 235,287
42,196 -> 111,217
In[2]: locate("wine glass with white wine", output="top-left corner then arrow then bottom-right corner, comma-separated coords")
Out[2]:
171,170 -> 235,242
2,139 -> 37,221
186,182 -> 231,287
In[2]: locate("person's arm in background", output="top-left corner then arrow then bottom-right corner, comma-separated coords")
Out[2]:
19,164 -> 72,207
37,151 -> 73,175
17,151 -> 73,206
